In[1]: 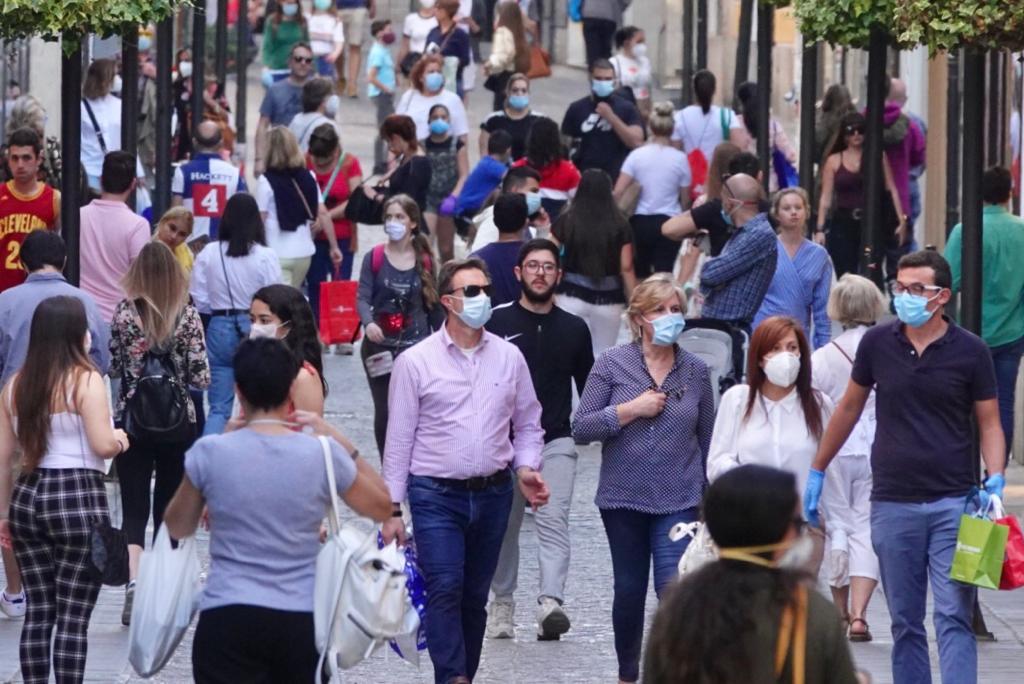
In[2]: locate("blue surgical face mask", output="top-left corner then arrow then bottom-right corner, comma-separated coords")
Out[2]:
591,78 -> 615,99
282,3 -> 299,16
893,292 -> 938,328
644,312 -> 686,346
424,72 -> 445,92
384,220 -> 407,241
314,0 -> 332,10
138,36 -> 152,52
429,118 -> 450,136
720,207 -> 734,228
455,293 -> 493,329
525,191 -> 542,215
508,94 -> 529,110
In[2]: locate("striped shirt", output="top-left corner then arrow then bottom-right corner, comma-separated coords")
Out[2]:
700,212 -> 778,325
382,324 -> 544,502
171,153 -> 248,242
752,238 -> 833,348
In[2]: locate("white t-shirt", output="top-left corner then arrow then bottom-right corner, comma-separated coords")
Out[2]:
403,12 -> 439,53
189,241 -> 283,314
308,13 -> 345,56
255,173 -> 317,260
610,53 -> 652,100
80,94 -> 124,177
671,104 -> 743,161
288,112 -> 341,152
396,88 -> 469,140
620,143 -> 692,216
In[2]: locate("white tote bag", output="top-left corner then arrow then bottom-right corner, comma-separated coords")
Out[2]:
128,526 -> 201,677
313,436 -> 415,681
670,521 -> 719,576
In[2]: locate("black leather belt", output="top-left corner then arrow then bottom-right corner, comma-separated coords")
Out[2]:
210,308 -> 248,317
427,469 -> 511,491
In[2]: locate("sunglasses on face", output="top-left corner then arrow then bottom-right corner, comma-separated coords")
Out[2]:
293,56 -> 314,64
845,126 -> 865,135
448,284 -> 493,298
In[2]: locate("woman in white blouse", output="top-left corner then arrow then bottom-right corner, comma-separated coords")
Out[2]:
707,315 -> 832,569
811,274 -> 885,642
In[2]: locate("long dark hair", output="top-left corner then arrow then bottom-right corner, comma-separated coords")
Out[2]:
251,284 -> 327,397
553,169 -> 630,278
643,465 -> 804,683
13,296 -> 95,472
825,111 -> 867,159
693,69 -> 716,114
219,193 -> 267,257
524,117 -> 565,171
736,81 -> 759,139
744,316 -> 823,440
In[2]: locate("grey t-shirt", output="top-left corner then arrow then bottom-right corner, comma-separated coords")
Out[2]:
184,429 -> 357,612
259,80 -> 304,126
356,250 -> 443,349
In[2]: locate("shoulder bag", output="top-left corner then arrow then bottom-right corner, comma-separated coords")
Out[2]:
82,99 -> 108,154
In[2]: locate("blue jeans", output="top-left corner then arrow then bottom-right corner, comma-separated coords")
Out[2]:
204,314 -> 250,436
872,497 -> 977,684
600,507 -> 698,682
306,238 -> 353,327
408,474 -> 513,684
990,335 -> 1024,463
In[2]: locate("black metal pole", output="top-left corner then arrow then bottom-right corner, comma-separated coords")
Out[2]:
946,50 -> 962,236
696,0 -> 708,70
215,0 -> 229,94
236,4 -> 249,146
987,52 -> 1001,166
121,26 -> 139,210
755,2 -> 772,190
153,18 -> 174,221
734,0 -> 754,99
61,40 -> 83,287
681,0 -> 694,107
860,25 -> 888,284
192,3 -> 207,138
799,38 -> 818,217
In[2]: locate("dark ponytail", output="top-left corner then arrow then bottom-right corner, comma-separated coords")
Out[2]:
736,81 -> 759,139
693,69 -> 716,114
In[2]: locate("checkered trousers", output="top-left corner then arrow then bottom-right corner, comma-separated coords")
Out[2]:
8,467 -> 109,684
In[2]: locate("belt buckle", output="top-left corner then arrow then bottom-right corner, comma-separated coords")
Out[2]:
851,207 -> 864,221
464,476 -> 487,491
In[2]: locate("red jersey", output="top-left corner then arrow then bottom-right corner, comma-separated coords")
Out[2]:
0,181 -> 60,292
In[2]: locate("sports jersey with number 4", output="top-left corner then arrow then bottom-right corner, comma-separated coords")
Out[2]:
0,180 -> 60,293
172,153 -> 247,241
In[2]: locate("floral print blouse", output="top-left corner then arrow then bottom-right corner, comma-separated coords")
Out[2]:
109,299 -> 211,424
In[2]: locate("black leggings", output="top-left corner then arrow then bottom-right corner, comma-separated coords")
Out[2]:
582,18 -> 616,68
631,214 -> 679,278
825,211 -> 862,278
361,338 -> 394,461
115,439 -> 187,547
192,605 -> 320,684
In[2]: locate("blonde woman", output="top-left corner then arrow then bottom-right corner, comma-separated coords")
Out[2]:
483,2 -> 531,110
256,126 -> 341,287
80,59 -> 124,190
153,207 -> 196,275
109,241 -> 210,625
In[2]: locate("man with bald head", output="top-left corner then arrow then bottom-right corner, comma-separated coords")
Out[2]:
698,173 -> 777,329
172,120 -> 247,246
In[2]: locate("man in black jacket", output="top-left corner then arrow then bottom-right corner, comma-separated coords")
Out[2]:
484,238 -> 595,642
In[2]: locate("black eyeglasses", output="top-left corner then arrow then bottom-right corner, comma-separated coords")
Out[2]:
448,284 -> 493,298
293,56 -> 314,64
844,125 -> 865,135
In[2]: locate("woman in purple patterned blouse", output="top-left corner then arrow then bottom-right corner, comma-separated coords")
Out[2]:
572,273 -> 715,684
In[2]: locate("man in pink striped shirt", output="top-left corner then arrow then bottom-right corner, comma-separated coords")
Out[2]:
381,257 -> 548,684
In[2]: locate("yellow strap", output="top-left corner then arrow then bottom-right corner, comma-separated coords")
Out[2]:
774,585 -> 807,684
774,600 -> 794,678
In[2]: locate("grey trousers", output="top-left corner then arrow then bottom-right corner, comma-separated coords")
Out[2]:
372,92 -> 394,171
491,437 -> 578,603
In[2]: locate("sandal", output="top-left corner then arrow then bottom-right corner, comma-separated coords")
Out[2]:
848,617 -> 872,642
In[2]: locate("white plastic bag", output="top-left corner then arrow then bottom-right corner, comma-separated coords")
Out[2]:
671,521 -> 718,576
128,526 -> 201,678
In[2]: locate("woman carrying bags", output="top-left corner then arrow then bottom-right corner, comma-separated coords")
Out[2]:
482,2 -> 531,111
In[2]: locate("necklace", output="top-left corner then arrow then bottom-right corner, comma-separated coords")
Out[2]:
247,418 -> 298,429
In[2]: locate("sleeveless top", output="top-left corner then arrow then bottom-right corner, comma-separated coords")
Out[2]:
833,153 -> 865,211
0,180 -> 59,292
7,380 -> 105,471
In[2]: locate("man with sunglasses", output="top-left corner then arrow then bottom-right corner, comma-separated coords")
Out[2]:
255,43 -> 316,176
484,238 -> 594,642
806,249 -> 1005,684
381,257 -> 549,684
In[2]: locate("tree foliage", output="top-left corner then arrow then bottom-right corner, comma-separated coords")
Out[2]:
892,0 -> 1024,53
792,0 -> 902,49
0,0 -> 185,54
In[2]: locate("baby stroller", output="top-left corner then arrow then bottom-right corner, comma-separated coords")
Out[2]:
678,319 -> 750,408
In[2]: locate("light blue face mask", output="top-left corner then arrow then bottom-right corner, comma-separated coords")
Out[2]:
720,207 -> 734,228
429,118 -> 450,136
591,79 -> 615,98
282,3 -> 299,16
644,312 -> 686,346
455,293 -> 493,329
314,0 -> 332,10
508,94 -> 530,110
893,292 -> 937,328
525,192 -> 542,215
424,72 -> 445,92
138,36 -> 152,52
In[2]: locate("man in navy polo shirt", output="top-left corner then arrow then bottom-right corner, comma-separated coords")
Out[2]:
805,250 -> 1005,684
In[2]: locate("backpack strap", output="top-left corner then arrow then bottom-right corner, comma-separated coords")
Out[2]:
371,243 -> 386,276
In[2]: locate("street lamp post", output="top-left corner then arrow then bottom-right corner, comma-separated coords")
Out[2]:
859,25 -> 888,285
61,40 -> 83,286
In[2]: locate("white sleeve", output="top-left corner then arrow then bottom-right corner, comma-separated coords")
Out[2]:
727,107 -> 743,130
677,152 -> 692,188
333,21 -> 345,47
261,247 -> 283,285
403,14 -> 415,36
811,348 -> 835,397
255,175 -> 273,212
706,386 -> 746,482
396,89 -> 413,115
670,111 -> 685,143
171,165 -> 184,195
449,95 -> 470,137
189,248 -> 210,313
620,149 -> 637,178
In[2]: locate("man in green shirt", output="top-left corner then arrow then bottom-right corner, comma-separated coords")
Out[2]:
945,166 -> 1024,463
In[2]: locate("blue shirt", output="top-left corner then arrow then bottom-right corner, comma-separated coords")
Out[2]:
171,153 -> 248,241
455,156 -> 507,216
470,240 -> 523,307
700,213 -> 778,325
0,272 -> 110,386
752,239 -> 833,348
366,41 -> 396,98
572,342 -> 715,514
851,318 -> 998,503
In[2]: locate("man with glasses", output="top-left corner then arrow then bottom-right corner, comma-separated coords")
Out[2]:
484,238 -> 594,641
255,43 -> 315,176
381,257 -> 549,684
806,249 -> 1005,684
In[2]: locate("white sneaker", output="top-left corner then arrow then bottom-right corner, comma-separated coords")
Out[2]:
0,589 -> 26,618
536,596 -> 570,640
486,597 -> 515,639
335,343 -> 355,356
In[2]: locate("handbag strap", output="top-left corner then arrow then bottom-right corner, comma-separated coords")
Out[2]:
320,435 -> 343,535
292,177 -> 316,222
218,245 -> 237,310
320,154 -> 347,204
774,585 -> 807,684
82,99 -> 108,154
830,340 -> 855,365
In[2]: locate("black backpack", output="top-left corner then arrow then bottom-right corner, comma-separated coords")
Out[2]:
124,343 -> 195,445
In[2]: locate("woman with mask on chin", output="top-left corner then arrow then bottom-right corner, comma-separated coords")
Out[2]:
707,315 -> 833,571
356,195 -> 442,459
573,273 -> 715,684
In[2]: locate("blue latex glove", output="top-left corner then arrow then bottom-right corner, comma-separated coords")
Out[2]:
803,469 -> 825,528
439,194 -> 457,217
984,473 -> 1006,502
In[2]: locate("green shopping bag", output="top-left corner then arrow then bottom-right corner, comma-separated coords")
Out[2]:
950,496 -> 1010,590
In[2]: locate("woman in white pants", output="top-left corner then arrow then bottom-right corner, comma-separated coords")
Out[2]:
810,273 -> 885,642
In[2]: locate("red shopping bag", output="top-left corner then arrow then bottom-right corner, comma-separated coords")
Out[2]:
997,515 -> 1024,590
319,280 -> 363,345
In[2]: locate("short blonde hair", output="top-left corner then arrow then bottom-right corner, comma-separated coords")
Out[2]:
157,207 -> 195,235
827,274 -> 885,328
626,273 -> 687,341
265,126 -> 306,171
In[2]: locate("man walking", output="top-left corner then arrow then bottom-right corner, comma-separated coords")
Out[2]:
382,257 -> 549,684
255,42 -> 315,175
172,121 -> 247,245
945,166 -> 1024,464
485,239 -> 594,641
806,250 -> 1005,684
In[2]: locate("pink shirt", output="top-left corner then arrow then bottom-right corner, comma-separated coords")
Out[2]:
383,325 -> 544,502
79,199 -> 151,322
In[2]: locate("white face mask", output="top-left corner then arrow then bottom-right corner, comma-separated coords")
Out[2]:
632,43 -> 647,59
384,220 -> 407,241
324,94 -> 340,118
178,60 -> 193,79
421,0 -> 436,8
111,75 -> 123,94
249,322 -> 286,339
84,331 -> 93,352
763,351 -> 800,387
776,532 -> 815,570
